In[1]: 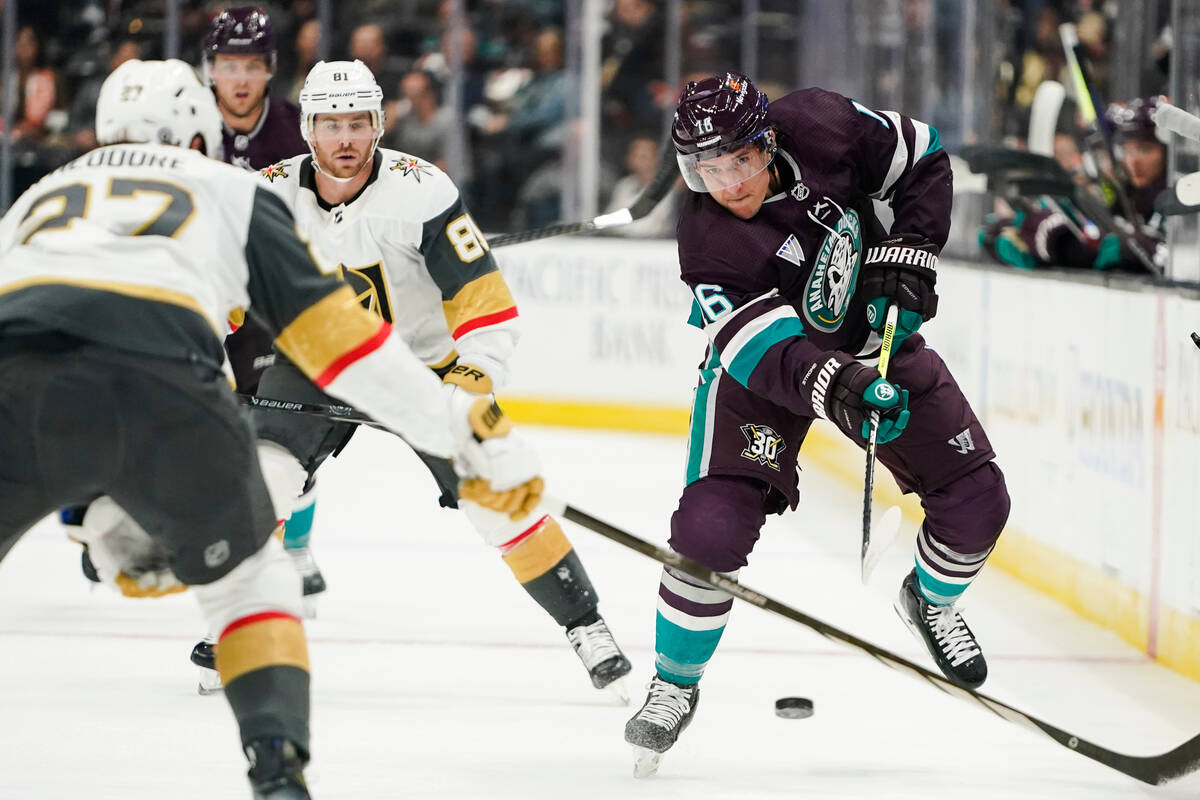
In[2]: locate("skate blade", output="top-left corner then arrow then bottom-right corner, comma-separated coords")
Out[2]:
604,676 -> 631,706
197,668 -> 224,696
632,746 -> 662,778
301,595 -> 319,620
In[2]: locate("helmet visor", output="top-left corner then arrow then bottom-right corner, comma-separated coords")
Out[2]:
677,129 -> 776,193
309,113 -> 381,143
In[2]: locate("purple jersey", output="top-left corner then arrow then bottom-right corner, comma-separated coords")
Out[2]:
221,94 -> 307,171
678,87 -> 952,420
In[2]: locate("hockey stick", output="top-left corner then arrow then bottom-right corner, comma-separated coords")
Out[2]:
245,395 -> 386,429
1153,101 -> 1200,143
861,303 -> 901,584
544,496 -> 1200,786
487,142 -> 679,248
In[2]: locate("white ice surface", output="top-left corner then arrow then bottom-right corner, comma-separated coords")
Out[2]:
2,424 -> 1200,799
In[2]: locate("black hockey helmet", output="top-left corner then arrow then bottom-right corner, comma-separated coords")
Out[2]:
203,7 -> 277,78
671,72 -> 776,192
1106,96 -> 1170,145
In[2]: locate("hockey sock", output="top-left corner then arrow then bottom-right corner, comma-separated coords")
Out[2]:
913,524 -> 993,605
217,611 -> 310,752
653,564 -> 736,685
500,516 -> 598,627
281,482 -> 317,552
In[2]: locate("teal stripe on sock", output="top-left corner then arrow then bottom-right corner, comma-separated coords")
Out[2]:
654,613 -> 725,685
914,562 -> 967,603
283,499 -> 316,550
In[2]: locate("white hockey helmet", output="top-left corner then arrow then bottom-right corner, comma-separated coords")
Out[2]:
95,59 -> 223,159
298,60 -> 385,177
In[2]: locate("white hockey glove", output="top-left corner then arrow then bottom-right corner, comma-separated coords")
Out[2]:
445,366 -> 543,520
68,497 -> 185,598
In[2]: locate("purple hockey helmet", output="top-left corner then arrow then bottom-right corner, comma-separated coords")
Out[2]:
1106,96 -> 1170,145
203,7 -> 277,80
672,72 -> 776,193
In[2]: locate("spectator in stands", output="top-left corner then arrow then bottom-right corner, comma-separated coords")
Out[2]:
279,18 -> 322,103
601,0 -> 664,161
67,38 -> 142,152
604,132 -> 679,238
350,22 -> 405,133
7,26 -> 59,143
476,25 -> 568,228
389,70 -> 464,181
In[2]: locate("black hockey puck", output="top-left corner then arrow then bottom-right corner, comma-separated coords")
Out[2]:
774,697 -> 814,719
1191,331 -> 1200,350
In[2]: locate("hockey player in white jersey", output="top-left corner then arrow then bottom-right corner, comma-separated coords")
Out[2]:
0,59 -> 543,799
235,59 -> 632,698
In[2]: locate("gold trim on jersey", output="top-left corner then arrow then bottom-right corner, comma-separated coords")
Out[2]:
217,616 -> 309,683
0,277 -> 217,331
501,518 -> 573,584
275,285 -> 388,384
442,271 -> 517,339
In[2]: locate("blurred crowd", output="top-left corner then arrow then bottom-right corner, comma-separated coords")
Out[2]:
975,0 -> 1177,275
0,0 -> 1184,255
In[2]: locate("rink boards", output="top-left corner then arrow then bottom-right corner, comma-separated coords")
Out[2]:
494,238 -> 1200,682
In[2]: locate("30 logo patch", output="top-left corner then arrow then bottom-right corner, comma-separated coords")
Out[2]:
740,423 -> 785,471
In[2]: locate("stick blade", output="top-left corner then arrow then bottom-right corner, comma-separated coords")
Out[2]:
861,506 -> 903,584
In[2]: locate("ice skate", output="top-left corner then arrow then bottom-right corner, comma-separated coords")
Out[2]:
190,639 -> 223,695
246,737 -> 310,799
566,616 -> 632,702
624,675 -> 700,777
288,547 -> 326,619
894,568 -> 987,689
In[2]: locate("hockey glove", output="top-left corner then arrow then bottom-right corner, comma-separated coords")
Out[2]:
451,394 -> 544,520
66,496 -> 186,598
802,352 -> 910,443
860,233 -> 939,351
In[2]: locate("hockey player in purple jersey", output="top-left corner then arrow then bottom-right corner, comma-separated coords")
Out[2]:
186,7 -> 326,688
624,73 -> 1011,777
204,7 -> 307,173
205,5 -> 325,607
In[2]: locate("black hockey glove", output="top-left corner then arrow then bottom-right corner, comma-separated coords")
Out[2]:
860,233 -> 939,350
801,352 -> 910,443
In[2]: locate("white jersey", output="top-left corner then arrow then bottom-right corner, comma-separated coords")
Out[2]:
259,147 -> 519,386
0,144 -> 268,358
0,143 -> 458,457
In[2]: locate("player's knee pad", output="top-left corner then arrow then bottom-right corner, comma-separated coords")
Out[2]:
257,441 -> 308,522
669,476 -> 768,572
922,461 -> 1011,555
191,536 -> 303,635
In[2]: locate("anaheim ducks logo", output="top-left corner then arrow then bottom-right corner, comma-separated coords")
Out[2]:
260,161 -> 289,182
802,197 -> 861,333
389,155 -> 432,182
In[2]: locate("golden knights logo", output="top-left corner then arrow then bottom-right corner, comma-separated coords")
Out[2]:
337,261 -> 394,323
389,156 -> 433,182
740,423 -> 785,471
260,161 -> 289,182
